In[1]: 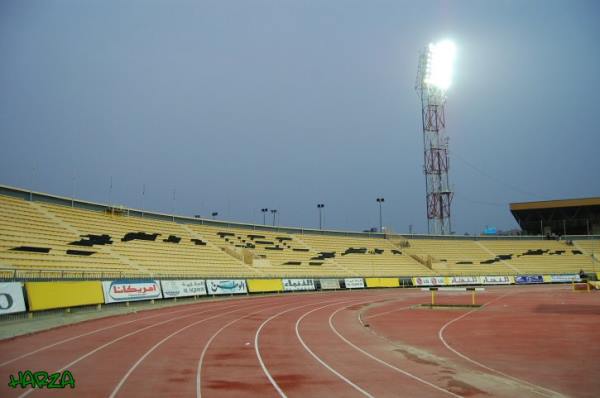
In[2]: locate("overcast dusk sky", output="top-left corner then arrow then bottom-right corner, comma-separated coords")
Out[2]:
1,0 -> 599,234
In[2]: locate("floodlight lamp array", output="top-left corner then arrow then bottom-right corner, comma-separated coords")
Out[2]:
423,40 -> 456,92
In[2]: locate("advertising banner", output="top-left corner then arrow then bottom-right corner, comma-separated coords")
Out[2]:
26,281 -> 104,311
206,280 -> 247,295
412,276 -> 445,286
515,275 -> 544,284
481,276 -> 512,285
282,279 -> 315,291
548,274 -> 581,283
320,279 -> 340,290
365,278 -> 400,288
247,279 -> 283,293
344,278 -> 365,289
448,276 -> 481,285
102,279 -> 163,303
161,280 -> 207,298
0,282 -> 26,315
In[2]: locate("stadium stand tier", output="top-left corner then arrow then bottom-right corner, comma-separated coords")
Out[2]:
0,185 -> 598,280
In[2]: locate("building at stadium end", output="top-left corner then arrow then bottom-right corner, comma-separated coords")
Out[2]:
510,197 -> 600,236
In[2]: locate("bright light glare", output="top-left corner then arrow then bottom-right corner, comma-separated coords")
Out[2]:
424,39 -> 456,91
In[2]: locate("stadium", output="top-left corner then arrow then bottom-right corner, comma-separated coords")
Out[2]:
1,184 -> 599,397
1,2 -> 600,398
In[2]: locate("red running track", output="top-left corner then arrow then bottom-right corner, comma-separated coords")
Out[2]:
1,285 -> 599,397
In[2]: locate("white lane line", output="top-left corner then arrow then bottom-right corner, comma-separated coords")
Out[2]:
329,304 -> 462,398
196,301 -> 290,398
295,300 -> 374,397
16,301 -> 251,398
0,296 -> 266,368
437,292 -> 564,398
254,298 -> 349,398
0,303 -> 212,367
109,302 -> 267,398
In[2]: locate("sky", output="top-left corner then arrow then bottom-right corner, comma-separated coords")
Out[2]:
1,0 -> 599,235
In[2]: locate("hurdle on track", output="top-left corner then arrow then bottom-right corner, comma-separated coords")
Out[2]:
572,281 -> 595,292
420,287 -> 485,306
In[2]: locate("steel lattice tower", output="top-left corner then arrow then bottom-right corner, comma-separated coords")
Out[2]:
416,43 -> 455,235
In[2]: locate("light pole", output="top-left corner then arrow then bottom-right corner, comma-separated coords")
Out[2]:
376,197 -> 385,232
270,209 -> 277,226
416,39 -> 456,235
211,212 -> 218,220
261,208 -> 269,225
317,204 -> 324,229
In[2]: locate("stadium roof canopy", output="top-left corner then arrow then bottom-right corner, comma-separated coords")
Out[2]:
510,197 -> 600,236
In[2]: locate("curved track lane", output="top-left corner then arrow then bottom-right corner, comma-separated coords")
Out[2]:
1,286 -> 598,398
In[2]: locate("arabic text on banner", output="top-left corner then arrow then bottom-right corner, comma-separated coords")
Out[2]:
344,278 -> 365,289
161,280 -> 207,298
102,280 -> 163,303
206,280 -> 248,295
448,276 -> 481,285
282,279 -> 315,291
481,276 -> 512,285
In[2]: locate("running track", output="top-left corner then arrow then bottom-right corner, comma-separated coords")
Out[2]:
1,285 -> 599,397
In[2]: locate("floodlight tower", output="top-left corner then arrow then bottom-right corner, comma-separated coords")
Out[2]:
416,40 -> 456,235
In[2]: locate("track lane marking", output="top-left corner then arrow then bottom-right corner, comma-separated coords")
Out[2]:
196,301 -> 291,398
0,297 -> 265,367
254,298 -> 352,398
295,300 -> 374,397
16,301 -> 255,398
109,301 -> 270,398
437,291 -> 565,398
329,303 -> 463,398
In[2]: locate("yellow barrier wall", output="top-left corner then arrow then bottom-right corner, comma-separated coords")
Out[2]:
542,275 -> 553,283
365,277 -> 399,288
25,281 -> 104,311
247,279 -> 284,293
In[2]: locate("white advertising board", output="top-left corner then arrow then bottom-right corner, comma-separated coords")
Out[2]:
0,282 -> 26,315
320,279 -> 340,290
102,280 -> 163,303
448,276 -> 481,285
161,280 -> 207,298
481,276 -> 512,285
282,279 -> 315,291
549,274 -> 581,283
413,276 -> 445,286
344,278 -> 365,289
206,280 -> 247,295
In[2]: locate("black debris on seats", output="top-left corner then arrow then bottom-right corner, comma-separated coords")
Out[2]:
342,247 -> 367,256
163,235 -> 181,243
10,246 -> 51,253
70,234 -> 112,246
247,234 -> 266,239
122,232 -> 160,242
66,249 -> 95,256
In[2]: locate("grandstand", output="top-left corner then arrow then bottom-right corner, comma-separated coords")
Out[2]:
0,184 -> 597,281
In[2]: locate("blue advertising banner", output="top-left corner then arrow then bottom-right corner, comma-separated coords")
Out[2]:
515,275 -> 544,284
